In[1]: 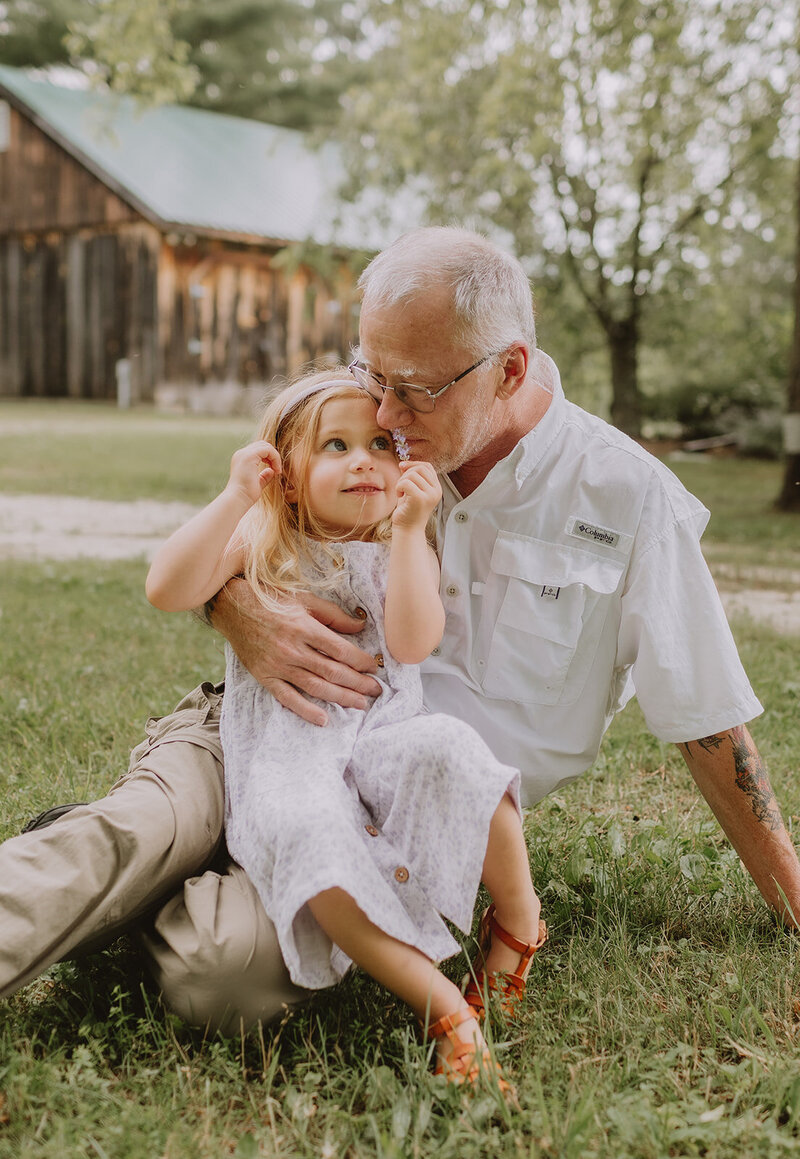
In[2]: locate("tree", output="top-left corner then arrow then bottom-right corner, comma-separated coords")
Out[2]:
64,0 -> 198,106
0,1 -> 83,69
172,1 -> 364,130
337,0 -> 794,436
776,154 -> 800,510
0,0 -> 363,129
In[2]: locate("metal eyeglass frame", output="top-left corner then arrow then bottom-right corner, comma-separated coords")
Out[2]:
347,352 -> 499,414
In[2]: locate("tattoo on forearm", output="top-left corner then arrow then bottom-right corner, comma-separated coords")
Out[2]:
730,728 -> 782,831
682,734 -> 725,755
680,728 -> 783,832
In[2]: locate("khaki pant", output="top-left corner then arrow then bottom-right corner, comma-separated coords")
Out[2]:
0,683 -> 307,1035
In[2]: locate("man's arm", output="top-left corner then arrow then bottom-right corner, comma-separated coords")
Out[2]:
678,725 -> 800,925
208,578 -> 382,727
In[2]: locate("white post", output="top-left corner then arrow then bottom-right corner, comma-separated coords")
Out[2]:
116,359 -> 132,409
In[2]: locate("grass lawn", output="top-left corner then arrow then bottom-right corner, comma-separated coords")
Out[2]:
1,402 -> 800,1157
0,400 -> 254,505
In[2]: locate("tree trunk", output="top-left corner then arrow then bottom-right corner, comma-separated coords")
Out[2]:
776,155 -> 800,512
607,315 -> 642,439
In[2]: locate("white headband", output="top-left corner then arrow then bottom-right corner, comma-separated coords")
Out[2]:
277,378 -> 374,425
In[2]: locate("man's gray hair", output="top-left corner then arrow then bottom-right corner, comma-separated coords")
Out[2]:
357,226 -> 536,357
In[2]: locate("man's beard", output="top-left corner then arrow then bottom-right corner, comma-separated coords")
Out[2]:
425,398 -> 495,476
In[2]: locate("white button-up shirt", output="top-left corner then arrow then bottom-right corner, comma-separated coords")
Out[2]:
420,350 -> 762,807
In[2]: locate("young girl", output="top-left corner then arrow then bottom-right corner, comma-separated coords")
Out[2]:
146,369 -> 545,1087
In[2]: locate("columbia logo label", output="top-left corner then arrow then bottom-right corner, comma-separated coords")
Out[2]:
570,519 -> 620,548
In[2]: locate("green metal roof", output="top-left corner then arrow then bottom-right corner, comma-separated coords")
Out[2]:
0,65 -> 404,248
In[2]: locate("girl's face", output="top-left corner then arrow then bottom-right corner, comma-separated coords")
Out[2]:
289,395 -> 402,539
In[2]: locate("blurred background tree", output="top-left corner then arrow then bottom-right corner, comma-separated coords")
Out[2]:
336,0 -> 796,438
0,0 -> 363,127
776,153 -> 800,510
0,0 -> 797,468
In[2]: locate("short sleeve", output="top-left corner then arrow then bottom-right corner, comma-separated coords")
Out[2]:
616,501 -> 763,743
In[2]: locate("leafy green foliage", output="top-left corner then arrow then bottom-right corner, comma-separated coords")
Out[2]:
337,0 -> 797,433
0,0 -> 83,69
64,0 -> 199,106
171,0 -> 365,129
0,0 -> 364,127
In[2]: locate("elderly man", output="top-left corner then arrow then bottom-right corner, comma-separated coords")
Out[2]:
2,226 -> 798,1033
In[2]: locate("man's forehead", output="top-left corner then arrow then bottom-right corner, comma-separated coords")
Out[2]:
357,330 -> 453,378
358,292 -> 459,372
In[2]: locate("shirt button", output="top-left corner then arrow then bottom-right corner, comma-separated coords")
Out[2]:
354,606 -> 368,620
394,866 -> 409,883
446,585 -> 459,597
455,511 -> 468,522
374,652 -> 384,667
365,824 -> 379,837
431,646 -> 441,656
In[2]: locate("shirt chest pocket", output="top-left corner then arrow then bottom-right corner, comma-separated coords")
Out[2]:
479,534 -> 624,706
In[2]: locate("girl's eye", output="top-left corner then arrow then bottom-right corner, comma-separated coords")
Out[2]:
371,436 -> 391,451
322,438 -> 347,451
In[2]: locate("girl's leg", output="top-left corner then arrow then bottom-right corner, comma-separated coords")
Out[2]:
307,888 -> 482,1065
480,792 -> 542,976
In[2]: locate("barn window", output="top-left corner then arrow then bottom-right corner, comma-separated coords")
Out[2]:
0,102 -> 9,152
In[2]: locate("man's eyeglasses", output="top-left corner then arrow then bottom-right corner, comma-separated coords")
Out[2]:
348,353 -> 499,414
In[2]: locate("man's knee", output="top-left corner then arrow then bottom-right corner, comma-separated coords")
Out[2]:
139,863 -> 308,1036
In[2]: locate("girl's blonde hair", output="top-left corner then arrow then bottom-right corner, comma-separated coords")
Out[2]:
237,368 -> 395,611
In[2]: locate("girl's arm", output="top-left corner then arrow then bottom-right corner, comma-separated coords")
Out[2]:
384,461 -> 445,664
146,440 -> 280,612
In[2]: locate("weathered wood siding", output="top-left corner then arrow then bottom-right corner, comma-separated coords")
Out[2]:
158,241 -> 359,385
0,100 -> 360,399
0,224 -> 160,399
0,103 -> 139,234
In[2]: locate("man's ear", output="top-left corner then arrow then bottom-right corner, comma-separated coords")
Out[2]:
496,344 -> 529,400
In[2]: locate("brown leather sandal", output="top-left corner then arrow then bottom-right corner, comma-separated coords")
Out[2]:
464,904 -> 547,1021
423,1006 -> 517,1100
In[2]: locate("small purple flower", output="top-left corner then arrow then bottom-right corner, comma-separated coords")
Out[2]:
393,430 -> 410,461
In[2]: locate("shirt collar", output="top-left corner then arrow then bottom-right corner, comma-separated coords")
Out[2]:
509,349 -> 566,487
441,350 -> 566,508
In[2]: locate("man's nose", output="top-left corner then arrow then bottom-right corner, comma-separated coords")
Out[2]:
376,389 -> 411,430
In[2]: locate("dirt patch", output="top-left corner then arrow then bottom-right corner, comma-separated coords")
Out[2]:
1,492 -> 798,634
717,589 -> 800,636
0,493 -> 198,562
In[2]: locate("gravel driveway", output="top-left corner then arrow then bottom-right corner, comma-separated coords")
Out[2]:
1,492 -> 798,634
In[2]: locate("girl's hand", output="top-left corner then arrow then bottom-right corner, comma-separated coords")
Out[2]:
392,460 -> 442,530
225,440 -> 282,508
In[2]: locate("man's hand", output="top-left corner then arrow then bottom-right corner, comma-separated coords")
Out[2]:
209,578 -> 381,726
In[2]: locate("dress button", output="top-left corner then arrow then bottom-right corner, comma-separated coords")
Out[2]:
354,606 -> 368,620
374,652 -> 384,667
394,866 -> 409,883
455,511 -> 468,522
446,585 -> 458,597
365,824 -> 379,837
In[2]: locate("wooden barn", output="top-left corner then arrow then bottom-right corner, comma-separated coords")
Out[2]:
0,66 -> 392,405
